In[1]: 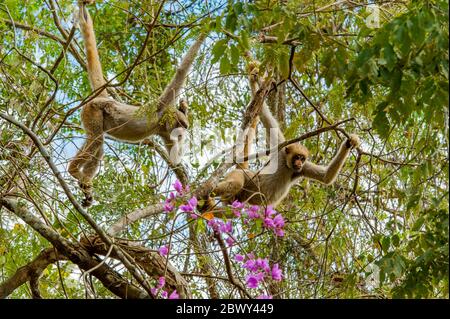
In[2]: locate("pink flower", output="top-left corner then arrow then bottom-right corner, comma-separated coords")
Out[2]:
180,204 -> 193,212
256,258 -> 270,273
226,236 -> 234,246
151,288 -> 158,296
219,221 -> 232,233
169,192 -> 176,200
275,228 -> 284,237
264,205 -> 276,217
271,263 -> 283,281
234,254 -> 245,262
168,290 -> 179,299
159,245 -> 169,256
208,219 -> 219,231
232,200 -> 244,210
158,277 -> 165,288
257,294 -> 273,299
181,196 -> 198,213
247,206 -> 260,219
246,275 -> 259,289
190,213 -> 198,219
246,272 -> 264,289
273,214 -> 285,228
243,259 -> 257,272
173,180 -> 183,194
163,202 -> 174,213
188,196 -> 198,208
263,217 -> 275,229
161,290 -> 168,298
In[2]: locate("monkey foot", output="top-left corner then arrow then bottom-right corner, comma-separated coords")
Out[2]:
81,195 -> 94,208
79,182 -> 94,208
346,134 -> 361,149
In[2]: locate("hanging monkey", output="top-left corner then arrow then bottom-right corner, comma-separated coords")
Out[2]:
212,62 -> 361,208
69,1 -> 206,207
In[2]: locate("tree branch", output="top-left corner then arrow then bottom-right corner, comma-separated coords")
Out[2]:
0,248 -> 65,299
0,198 -> 149,299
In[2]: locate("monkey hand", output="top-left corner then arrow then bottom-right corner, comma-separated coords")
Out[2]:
346,134 -> 360,149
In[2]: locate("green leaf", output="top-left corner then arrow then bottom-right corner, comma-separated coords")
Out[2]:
211,39 -> 228,64
373,110 -> 390,139
392,234 -> 400,247
380,44 -> 397,71
239,31 -> 250,51
382,236 -> 391,253
230,44 -> 240,66
278,50 -> 290,79
412,216 -> 425,231
220,54 -> 231,74
225,12 -> 237,32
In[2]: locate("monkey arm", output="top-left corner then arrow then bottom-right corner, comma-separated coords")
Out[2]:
260,103 -> 286,146
78,2 -> 107,96
247,62 -> 285,148
157,33 -> 208,111
301,135 -> 359,185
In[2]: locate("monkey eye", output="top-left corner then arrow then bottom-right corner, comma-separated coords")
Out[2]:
294,155 -> 306,162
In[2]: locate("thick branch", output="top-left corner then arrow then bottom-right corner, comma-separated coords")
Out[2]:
80,235 -> 191,298
0,248 -> 64,299
0,198 -> 149,299
0,113 -> 153,295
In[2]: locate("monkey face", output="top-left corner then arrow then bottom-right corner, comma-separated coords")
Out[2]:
285,144 -> 309,172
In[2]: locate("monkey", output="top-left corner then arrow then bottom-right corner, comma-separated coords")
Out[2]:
211,63 -> 361,208
213,135 -> 360,207
68,1 -> 207,207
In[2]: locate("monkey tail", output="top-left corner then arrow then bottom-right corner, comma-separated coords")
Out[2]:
157,32 -> 208,111
78,2 -> 108,97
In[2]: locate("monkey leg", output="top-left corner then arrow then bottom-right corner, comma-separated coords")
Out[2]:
79,144 -> 104,207
68,102 -> 105,207
213,170 -> 246,203
68,145 -> 87,182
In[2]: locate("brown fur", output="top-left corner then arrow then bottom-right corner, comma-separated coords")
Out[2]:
69,2 -> 206,207
211,62 -> 360,209
214,136 -> 359,208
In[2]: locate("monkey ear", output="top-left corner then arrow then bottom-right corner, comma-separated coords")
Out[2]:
284,146 -> 290,154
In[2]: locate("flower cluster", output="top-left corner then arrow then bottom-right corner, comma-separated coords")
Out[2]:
231,201 -> 285,237
261,205 -> 285,237
208,218 -> 234,246
163,180 -> 198,219
159,181 -> 286,299
180,197 -> 198,219
234,253 -> 283,290
150,276 -> 179,299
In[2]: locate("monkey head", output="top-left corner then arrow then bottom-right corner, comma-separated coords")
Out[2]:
284,143 -> 309,173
